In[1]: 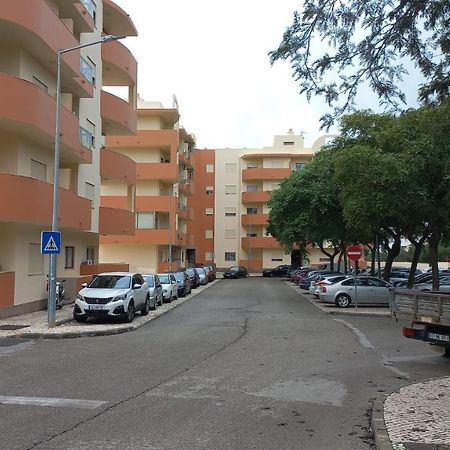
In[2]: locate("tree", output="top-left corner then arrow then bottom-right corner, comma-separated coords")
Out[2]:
269,0 -> 450,128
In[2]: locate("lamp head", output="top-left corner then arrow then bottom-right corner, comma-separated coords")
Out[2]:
102,34 -> 126,42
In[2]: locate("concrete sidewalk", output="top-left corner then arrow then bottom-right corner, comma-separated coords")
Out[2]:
287,281 -> 450,450
0,280 -> 219,339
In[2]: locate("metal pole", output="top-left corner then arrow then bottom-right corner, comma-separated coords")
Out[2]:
248,223 -> 252,274
354,260 -> 358,311
168,188 -> 172,271
47,50 -> 63,327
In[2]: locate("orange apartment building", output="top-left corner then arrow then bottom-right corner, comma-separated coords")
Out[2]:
0,0 -> 138,318
100,99 -> 197,274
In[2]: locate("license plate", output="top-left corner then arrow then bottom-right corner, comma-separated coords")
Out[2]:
428,332 -> 450,342
89,305 -> 105,310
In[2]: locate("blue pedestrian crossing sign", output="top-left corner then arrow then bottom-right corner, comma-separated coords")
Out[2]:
41,231 -> 61,254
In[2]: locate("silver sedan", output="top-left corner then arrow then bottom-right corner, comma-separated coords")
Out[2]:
318,276 -> 393,308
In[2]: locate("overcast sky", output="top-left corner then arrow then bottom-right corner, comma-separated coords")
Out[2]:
111,0 -> 337,149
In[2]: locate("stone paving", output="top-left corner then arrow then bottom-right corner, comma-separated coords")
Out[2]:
384,377 -> 450,450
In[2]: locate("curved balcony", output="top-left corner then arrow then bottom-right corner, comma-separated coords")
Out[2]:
106,129 -> 179,151
55,0 -> 95,33
241,214 -> 269,226
137,162 -> 178,182
0,74 -> 92,164
103,0 -> 138,37
242,168 -> 291,181
241,191 -> 271,204
241,236 -> 280,249
100,148 -> 136,183
102,40 -> 137,86
101,90 -> 137,136
99,206 -> 135,236
178,179 -> 195,196
0,174 -> 91,230
0,0 -> 93,98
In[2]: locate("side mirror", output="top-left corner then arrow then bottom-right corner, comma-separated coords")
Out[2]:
133,283 -> 142,289
81,282 -> 88,288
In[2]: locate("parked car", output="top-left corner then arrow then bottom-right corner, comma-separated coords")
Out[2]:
318,276 -> 394,308
74,272 -> 149,323
413,276 -> 450,293
262,264 -> 291,278
291,267 -> 316,284
300,271 -> 342,290
195,267 -> 208,285
185,267 -> 200,288
157,273 -> 178,302
171,271 -> 192,297
143,274 -> 163,307
207,265 -> 216,281
223,266 -> 248,279
309,274 -> 348,297
202,266 -> 214,283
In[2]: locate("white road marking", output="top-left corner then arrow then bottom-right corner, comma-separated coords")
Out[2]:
334,318 -> 375,349
0,396 -> 107,409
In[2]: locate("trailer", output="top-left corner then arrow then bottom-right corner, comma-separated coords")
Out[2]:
391,289 -> 450,356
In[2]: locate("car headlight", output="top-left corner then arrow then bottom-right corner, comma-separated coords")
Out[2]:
76,294 -> 84,301
112,294 -> 127,302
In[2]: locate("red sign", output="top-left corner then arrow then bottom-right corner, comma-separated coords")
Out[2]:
347,245 -> 362,261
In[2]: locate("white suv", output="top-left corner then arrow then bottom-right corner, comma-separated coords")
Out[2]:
74,272 -> 149,323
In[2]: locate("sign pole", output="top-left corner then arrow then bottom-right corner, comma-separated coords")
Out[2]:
347,245 -> 362,311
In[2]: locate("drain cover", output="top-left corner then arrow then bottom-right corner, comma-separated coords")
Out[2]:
0,324 -> 30,331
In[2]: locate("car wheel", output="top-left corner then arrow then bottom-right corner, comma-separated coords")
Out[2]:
124,301 -> 135,323
149,296 -> 156,311
165,294 -> 172,304
335,294 -> 351,308
157,295 -> 163,306
74,313 -> 88,323
141,296 -> 150,316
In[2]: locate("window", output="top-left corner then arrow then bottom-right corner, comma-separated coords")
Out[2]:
247,207 -> 258,215
85,182 -> 95,204
31,159 -> 46,181
246,162 -> 259,169
295,162 -> 306,171
225,163 -> 237,173
86,247 -> 95,263
205,230 -> 214,238
246,185 -> 258,192
32,76 -> 48,93
81,0 -> 96,21
283,141 -> 294,145
225,184 -> 237,195
80,126 -> 94,149
225,252 -> 236,261
206,164 -> 214,173
136,212 -> 155,229
205,208 -> 214,216
246,232 -> 257,237
224,207 -> 237,217
65,246 -> 74,269
206,186 -> 214,195
80,57 -> 96,85
225,229 -> 236,239
28,243 -> 44,275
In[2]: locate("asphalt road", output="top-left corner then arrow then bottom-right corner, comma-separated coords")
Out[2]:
1,278 -> 449,450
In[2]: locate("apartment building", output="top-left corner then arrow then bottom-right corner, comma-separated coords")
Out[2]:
189,131 -> 334,271
0,0 -> 137,317
100,99 -> 196,274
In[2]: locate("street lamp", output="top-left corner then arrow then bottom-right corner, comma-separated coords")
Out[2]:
47,34 -> 125,327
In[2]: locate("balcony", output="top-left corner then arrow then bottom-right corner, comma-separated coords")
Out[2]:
103,0 -> 138,37
100,229 -> 177,246
241,214 -> 269,226
101,90 -> 137,136
0,174 -> 91,230
241,236 -> 281,249
178,151 -> 194,168
178,179 -> 195,196
0,0 -> 94,97
100,148 -> 136,183
106,129 -> 179,152
136,196 -> 173,212
102,40 -> 137,87
55,0 -> 95,33
137,163 -> 178,182
99,206 -> 135,236
242,168 -> 291,181
241,191 -> 271,204
0,74 -> 92,164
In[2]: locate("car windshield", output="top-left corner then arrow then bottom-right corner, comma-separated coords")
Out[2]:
158,275 -> 170,284
185,268 -> 194,275
196,268 -> 206,275
229,267 -> 239,272
144,275 -> 155,287
88,275 -> 131,289
173,272 -> 184,282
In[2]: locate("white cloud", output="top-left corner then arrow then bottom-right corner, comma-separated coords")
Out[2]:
111,0 -> 338,148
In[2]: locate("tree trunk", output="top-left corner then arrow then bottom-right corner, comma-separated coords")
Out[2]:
406,234 -> 427,288
382,231 -> 402,282
317,242 -> 341,272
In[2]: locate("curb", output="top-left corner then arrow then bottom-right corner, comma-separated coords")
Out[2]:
371,396 -> 394,450
10,279 -> 221,340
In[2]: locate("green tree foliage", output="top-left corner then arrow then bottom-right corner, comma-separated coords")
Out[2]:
269,0 -> 450,127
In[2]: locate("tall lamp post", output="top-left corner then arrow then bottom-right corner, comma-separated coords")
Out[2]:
47,35 -> 125,327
